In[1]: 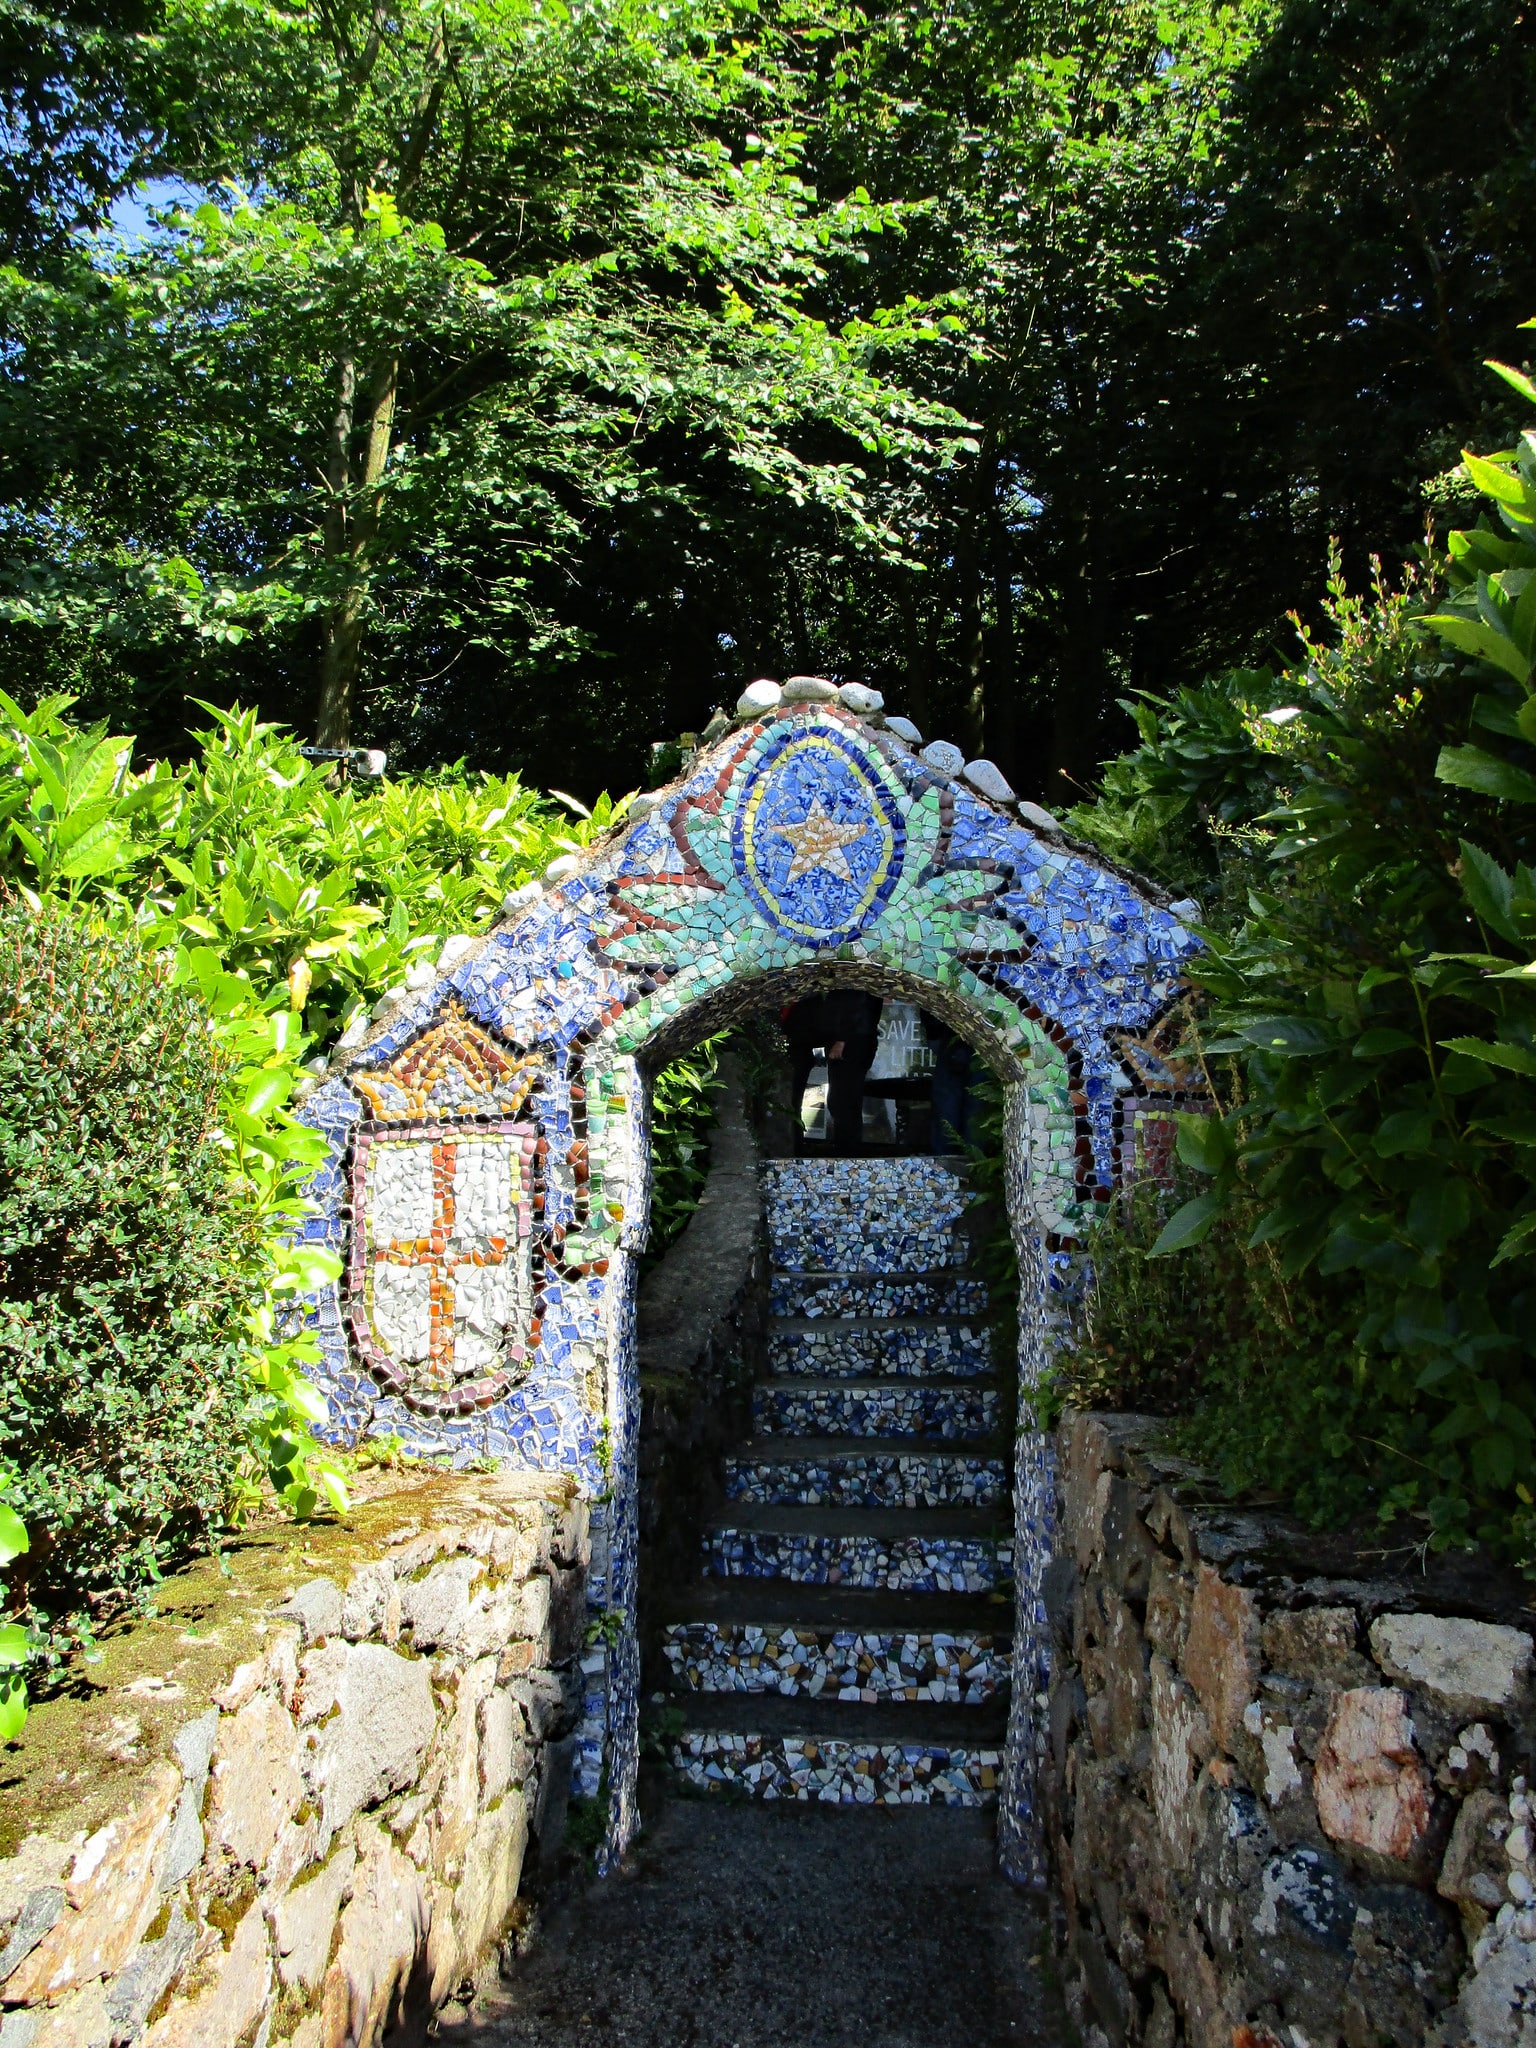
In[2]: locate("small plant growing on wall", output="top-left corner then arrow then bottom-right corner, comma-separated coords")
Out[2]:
0,1504 -> 29,1736
0,898 -> 265,1656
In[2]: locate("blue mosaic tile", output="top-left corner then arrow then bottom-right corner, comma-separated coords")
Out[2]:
662,1621 -> 1007,1703
769,1272 -> 990,1318
672,1729 -> 1001,1806
725,1449 -> 1008,1509
768,1322 -> 994,1378
751,1379 -> 999,1440
702,1524 -> 1011,1593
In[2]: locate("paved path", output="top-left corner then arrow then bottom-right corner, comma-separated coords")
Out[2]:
446,1795 -> 1065,2048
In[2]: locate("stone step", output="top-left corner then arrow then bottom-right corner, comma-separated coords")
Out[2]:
660,1617 -> 1009,1705
654,1578 -> 1013,1638
666,1696 -> 1005,1806
702,1505 -> 1012,1594
769,1271 -> 991,1319
670,1731 -> 1003,1807
769,1224 -> 970,1275
769,1318 -> 994,1379
724,1437 -> 1008,1509
751,1378 -> 999,1441
762,1156 -> 971,1223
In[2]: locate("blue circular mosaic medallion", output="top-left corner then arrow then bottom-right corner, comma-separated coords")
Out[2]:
732,726 -> 906,946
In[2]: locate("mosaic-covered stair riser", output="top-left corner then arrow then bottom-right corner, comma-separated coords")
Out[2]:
725,1449 -> 1007,1509
293,701 -> 1205,1875
703,1527 -> 1011,1592
769,1272 -> 991,1319
671,1729 -> 1001,1806
662,1621 -> 1006,1703
768,1322 -> 993,1378
768,1225 -> 969,1275
763,1158 -> 971,1231
751,1380 -> 999,1440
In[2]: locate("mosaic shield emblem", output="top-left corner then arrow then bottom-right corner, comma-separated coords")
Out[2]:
732,724 -> 905,946
345,1012 -> 543,1414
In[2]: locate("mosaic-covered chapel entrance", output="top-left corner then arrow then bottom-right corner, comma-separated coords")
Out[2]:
295,696 -> 1200,1881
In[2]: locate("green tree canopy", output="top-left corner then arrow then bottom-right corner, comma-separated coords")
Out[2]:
2,0 -> 1533,798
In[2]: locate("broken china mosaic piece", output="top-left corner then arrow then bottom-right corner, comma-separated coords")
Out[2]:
769,1222 -> 970,1274
768,1321 -> 993,1378
724,1448 -> 1008,1510
347,1121 -> 537,1413
733,722 -> 906,945
769,1272 -> 990,1318
662,1621 -> 1005,1705
750,1379 -> 1000,1441
291,703 -> 1202,1880
670,1728 -> 1002,1806
764,1157 -> 970,1273
702,1523 -> 1011,1593
764,1155 -> 971,1220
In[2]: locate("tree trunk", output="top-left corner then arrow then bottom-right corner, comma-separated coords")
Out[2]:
784,559 -> 813,675
316,354 -> 398,748
988,505 -> 1017,790
895,578 -> 932,735
956,519 -> 985,759
1051,500 -> 1105,797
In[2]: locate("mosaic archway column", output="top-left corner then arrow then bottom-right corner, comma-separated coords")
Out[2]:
294,704 -> 1202,1877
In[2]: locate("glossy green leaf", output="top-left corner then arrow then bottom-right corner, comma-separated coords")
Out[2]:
1437,745 -> 1536,802
1354,1028 -> 1419,1059
1458,840 -> 1519,940
1425,616 -> 1532,685
1375,1111 -> 1436,1157
0,1675 -> 27,1743
0,1508 -> 27,1568
1148,1191 -> 1224,1256
1174,1111 -> 1234,1175
1439,1037 -> 1536,1075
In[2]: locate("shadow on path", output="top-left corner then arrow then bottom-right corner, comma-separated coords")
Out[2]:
444,1795 -> 1067,2048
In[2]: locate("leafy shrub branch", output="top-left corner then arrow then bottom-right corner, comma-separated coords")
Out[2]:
0,695 -> 629,1655
1067,328 -> 1536,1565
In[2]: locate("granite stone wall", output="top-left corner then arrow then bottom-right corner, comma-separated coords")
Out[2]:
0,1473 -> 588,2048
1046,1411 -> 1536,2048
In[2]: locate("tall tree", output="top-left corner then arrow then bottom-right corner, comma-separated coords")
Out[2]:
0,0 -> 967,756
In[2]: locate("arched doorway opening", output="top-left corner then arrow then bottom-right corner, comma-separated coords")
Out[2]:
294,701 -> 1201,1884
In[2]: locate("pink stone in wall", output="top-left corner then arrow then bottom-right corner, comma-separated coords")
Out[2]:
1181,1564 -> 1259,1753
5,1765 -> 181,2004
1314,1687 -> 1432,1860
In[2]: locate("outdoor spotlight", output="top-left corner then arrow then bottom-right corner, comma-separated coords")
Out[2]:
298,745 -> 388,778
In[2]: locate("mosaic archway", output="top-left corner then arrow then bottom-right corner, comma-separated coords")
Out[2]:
295,702 -> 1202,1880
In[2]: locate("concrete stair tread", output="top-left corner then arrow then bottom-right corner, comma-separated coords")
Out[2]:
730,1435 -> 1009,1463
655,1580 -> 1014,1634
659,1692 -> 1009,1747
707,1502 -> 1012,1538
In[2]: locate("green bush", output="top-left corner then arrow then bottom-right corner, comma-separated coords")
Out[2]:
0,695 -> 631,1532
644,1038 -> 727,1272
1065,336 -> 1536,1564
1064,1170 -> 1372,1525
0,899 -> 264,1649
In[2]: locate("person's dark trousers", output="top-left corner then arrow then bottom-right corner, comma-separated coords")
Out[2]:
931,1046 -> 973,1153
827,1035 -> 878,1153
789,1043 -> 818,1147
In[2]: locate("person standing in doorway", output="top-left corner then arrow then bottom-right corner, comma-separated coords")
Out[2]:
782,995 -> 826,1147
926,1013 -> 975,1154
821,988 -> 883,1154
